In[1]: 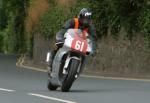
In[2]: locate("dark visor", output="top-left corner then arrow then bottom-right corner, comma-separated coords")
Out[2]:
84,15 -> 92,19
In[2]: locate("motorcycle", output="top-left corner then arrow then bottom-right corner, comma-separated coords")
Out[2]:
46,29 -> 93,92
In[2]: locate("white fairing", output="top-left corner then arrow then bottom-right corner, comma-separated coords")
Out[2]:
64,29 -> 93,55
64,32 -> 73,48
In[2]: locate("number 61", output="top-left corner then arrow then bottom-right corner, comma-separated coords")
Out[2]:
75,40 -> 84,51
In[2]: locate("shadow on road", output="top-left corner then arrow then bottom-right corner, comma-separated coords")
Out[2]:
69,87 -> 145,93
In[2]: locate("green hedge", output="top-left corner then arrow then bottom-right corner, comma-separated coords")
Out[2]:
139,6 -> 150,48
90,0 -> 150,48
0,0 -> 29,53
35,0 -> 90,39
0,0 -> 150,54
0,32 -> 4,52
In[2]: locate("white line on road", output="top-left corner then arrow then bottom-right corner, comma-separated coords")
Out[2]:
28,93 -> 77,103
0,88 -> 15,92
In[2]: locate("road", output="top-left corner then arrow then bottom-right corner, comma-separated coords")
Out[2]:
0,54 -> 150,103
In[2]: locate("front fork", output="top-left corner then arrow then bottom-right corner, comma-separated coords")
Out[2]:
62,54 -> 84,79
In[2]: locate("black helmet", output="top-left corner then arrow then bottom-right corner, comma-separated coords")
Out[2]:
78,8 -> 92,27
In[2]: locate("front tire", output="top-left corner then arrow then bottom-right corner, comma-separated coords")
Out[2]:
47,81 -> 57,91
61,59 -> 79,92
47,72 -> 58,91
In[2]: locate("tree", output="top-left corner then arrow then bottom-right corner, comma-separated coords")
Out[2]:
90,0 -> 146,40
0,0 -> 30,53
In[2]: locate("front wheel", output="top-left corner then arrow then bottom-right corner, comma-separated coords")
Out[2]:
47,79 -> 58,91
47,72 -> 58,91
61,59 -> 80,92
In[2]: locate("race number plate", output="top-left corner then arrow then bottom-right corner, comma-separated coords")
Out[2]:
71,38 -> 87,53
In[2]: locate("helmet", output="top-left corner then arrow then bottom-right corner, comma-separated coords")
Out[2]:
78,8 -> 92,27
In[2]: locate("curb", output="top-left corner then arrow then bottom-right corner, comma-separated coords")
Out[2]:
16,55 -> 47,72
16,56 -> 150,82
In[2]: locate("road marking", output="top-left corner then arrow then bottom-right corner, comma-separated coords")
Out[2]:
16,55 -> 47,72
0,88 -> 15,92
28,93 -> 77,103
16,54 -> 24,66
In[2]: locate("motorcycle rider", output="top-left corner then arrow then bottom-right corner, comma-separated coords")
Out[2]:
49,8 -> 97,68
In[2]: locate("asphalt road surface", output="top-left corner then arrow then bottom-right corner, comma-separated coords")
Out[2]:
0,54 -> 150,103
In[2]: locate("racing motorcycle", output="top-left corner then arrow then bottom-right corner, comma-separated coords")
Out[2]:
46,29 -> 93,92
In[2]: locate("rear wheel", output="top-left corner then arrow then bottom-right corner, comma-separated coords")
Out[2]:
61,59 -> 79,92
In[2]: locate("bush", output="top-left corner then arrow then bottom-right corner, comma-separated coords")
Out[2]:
90,0 -> 146,39
139,5 -> 150,48
35,0 -> 90,39
2,21 -> 16,53
0,32 -> 4,52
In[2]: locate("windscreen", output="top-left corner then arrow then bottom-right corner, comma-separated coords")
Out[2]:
66,29 -> 88,39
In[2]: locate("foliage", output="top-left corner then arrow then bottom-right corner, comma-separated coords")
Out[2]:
35,0 -> 90,39
90,0 -> 146,39
0,0 -> 150,54
0,31 -> 4,52
139,3 -> 150,48
32,0 -> 150,52
0,0 -> 30,53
